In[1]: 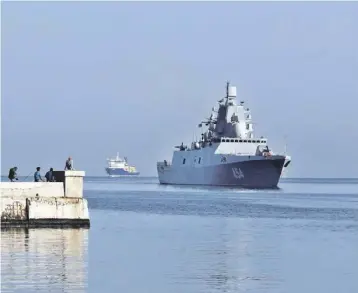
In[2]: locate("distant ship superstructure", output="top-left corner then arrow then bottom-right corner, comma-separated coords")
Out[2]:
105,153 -> 140,177
156,82 -> 291,188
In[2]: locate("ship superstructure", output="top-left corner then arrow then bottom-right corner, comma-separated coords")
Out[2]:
156,82 -> 291,188
105,153 -> 140,177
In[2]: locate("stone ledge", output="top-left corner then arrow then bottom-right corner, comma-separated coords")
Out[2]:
1,219 -> 90,229
0,170 -> 89,228
0,183 -> 64,198
54,170 -> 85,178
28,197 -> 89,219
65,170 -> 85,177
1,196 -> 90,228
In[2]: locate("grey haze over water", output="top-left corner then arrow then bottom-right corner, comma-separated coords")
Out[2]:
1,2 -> 358,177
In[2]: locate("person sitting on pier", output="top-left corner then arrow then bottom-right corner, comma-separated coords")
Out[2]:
45,167 -> 55,182
34,167 -> 44,182
64,156 -> 74,170
8,166 -> 18,182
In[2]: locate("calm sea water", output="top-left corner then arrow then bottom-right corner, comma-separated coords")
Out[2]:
1,177 -> 358,293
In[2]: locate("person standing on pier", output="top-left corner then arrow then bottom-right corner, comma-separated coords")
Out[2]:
34,167 -> 44,182
8,167 -> 18,182
45,167 -> 55,182
64,156 -> 74,170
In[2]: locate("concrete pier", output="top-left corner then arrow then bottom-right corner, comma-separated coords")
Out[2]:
0,171 -> 89,228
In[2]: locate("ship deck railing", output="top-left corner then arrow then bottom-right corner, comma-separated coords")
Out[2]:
157,161 -> 171,167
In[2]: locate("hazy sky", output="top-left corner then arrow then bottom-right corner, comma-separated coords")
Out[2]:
1,1 -> 358,177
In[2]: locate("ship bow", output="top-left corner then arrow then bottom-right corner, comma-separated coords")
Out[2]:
211,156 -> 285,188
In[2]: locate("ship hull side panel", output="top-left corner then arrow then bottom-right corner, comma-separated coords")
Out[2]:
157,157 -> 285,188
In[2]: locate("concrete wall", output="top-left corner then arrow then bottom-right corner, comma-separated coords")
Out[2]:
53,170 -> 85,198
0,182 -> 64,198
1,197 -> 27,221
0,170 -> 89,228
0,171 -> 85,198
28,197 -> 89,220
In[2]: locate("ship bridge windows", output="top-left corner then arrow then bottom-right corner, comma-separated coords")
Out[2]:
219,138 -> 265,143
219,138 -> 266,143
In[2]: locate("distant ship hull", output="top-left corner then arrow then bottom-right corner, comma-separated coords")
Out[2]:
105,167 -> 140,177
157,156 -> 285,189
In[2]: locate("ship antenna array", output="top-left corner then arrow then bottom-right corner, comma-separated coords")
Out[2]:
224,80 -> 231,106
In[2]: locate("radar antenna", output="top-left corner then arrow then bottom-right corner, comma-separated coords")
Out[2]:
218,81 -> 231,104
225,81 -> 230,105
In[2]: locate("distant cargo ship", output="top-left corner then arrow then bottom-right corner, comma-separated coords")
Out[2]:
105,153 -> 140,177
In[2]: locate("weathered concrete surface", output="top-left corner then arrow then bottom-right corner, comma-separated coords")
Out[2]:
0,170 -> 89,228
28,197 -> 89,220
0,197 -> 27,221
53,170 -> 85,198
1,197 -> 90,228
0,182 -> 64,198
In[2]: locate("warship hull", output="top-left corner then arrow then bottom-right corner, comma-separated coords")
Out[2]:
156,81 -> 291,188
157,156 -> 285,189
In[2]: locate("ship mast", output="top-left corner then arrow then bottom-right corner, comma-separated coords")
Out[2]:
284,135 -> 287,155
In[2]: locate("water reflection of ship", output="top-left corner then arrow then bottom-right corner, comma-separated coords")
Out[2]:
210,220 -> 252,291
1,228 -> 88,292
198,218 -> 266,292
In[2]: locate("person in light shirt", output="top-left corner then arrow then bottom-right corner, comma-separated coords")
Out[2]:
34,167 -> 44,182
65,156 -> 74,170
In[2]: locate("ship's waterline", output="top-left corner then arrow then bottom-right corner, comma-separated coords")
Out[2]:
105,168 -> 140,177
158,156 -> 285,188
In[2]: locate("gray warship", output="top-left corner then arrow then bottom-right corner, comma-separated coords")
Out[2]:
156,82 -> 291,188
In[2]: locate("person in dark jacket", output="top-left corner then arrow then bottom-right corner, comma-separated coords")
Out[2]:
45,168 -> 55,182
8,167 -> 18,182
